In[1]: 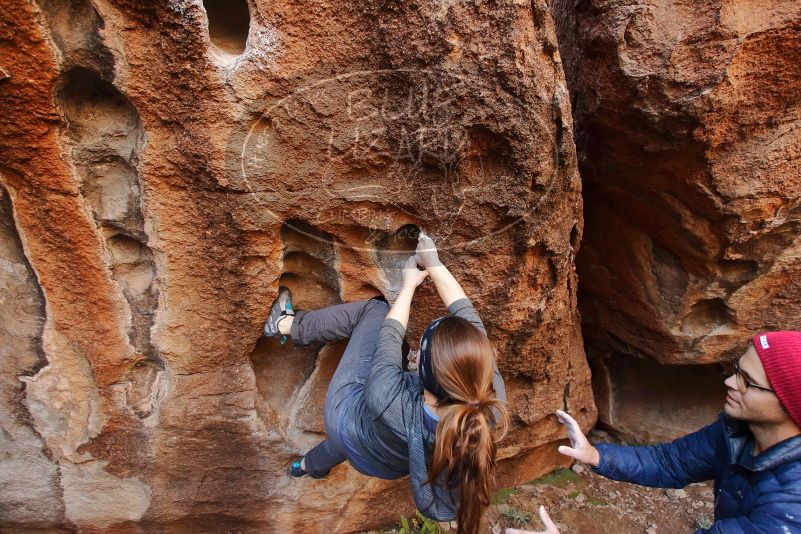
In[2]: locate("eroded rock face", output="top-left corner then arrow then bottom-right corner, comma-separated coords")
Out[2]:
553,1 -> 801,437
0,0 -> 592,530
0,187 -> 64,527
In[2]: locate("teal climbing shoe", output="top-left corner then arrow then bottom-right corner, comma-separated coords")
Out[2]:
264,286 -> 294,344
289,459 -> 307,477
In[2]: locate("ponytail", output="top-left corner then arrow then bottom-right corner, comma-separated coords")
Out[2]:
426,317 -> 509,534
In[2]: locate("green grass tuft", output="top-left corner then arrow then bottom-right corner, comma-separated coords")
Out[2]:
524,468 -> 579,488
695,515 -> 714,530
500,506 -> 531,527
396,511 -> 450,534
491,487 -> 519,504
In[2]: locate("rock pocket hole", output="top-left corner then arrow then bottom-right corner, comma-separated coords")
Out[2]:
38,0 -> 114,77
719,259 -> 759,291
680,298 -> 734,337
202,0 -> 250,56
570,223 -> 580,249
124,359 -> 169,420
372,224 -> 420,298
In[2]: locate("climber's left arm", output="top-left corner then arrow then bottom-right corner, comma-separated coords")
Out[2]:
385,257 -> 428,329
364,258 -> 428,426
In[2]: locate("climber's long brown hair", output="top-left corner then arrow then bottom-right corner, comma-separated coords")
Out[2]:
426,316 -> 509,534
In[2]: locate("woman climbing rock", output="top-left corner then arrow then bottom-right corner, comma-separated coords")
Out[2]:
263,232 -> 508,534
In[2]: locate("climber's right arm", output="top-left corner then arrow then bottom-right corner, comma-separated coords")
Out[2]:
415,233 -> 468,309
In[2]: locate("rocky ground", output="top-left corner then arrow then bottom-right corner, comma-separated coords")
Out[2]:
485,465 -> 714,534
370,431 -> 716,534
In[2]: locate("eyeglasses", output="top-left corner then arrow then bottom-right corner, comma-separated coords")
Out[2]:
730,360 -> 775,394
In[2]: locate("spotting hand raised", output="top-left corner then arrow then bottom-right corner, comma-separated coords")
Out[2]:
555,410 -> 600,467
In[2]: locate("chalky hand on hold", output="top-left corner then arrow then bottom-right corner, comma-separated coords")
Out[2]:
415,231 -> 442,269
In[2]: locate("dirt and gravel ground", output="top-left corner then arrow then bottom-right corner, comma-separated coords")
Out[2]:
370,431 -> 716,534
484,462 -> 715,534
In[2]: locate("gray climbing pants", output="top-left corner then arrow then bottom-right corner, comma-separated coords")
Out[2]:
289,296 -> 390,478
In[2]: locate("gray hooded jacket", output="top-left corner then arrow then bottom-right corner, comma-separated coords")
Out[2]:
351,297 -> 507,520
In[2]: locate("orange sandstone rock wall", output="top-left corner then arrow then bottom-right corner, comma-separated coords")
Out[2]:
553,0 -> 801,439
0,0 -> 593,530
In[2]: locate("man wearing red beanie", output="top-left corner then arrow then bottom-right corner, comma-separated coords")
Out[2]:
507,332 -> 801,534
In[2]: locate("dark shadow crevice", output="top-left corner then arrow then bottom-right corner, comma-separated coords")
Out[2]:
202,0 -> 251,56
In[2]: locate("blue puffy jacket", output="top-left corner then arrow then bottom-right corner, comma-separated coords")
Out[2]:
593,413 -> 801,533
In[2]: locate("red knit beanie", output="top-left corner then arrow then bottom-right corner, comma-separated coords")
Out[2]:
752,331 -> 801,428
